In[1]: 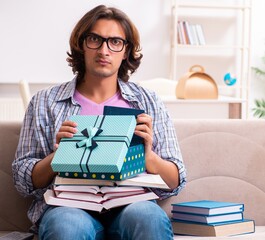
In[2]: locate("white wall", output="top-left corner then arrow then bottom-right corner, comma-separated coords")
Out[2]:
249,0 -> 265,112
0,0 -> 171,85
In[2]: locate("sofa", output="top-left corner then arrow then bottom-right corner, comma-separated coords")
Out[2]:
1,120 -> 265,239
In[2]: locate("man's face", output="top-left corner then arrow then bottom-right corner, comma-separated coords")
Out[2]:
83,19 -> 127,80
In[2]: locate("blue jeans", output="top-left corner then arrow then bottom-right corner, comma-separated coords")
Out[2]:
38,200 -> 173,240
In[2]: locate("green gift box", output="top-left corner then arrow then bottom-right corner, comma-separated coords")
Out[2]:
51,115 -> 145,176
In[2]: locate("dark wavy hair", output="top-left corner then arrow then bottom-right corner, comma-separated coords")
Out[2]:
67,5 -> 143,83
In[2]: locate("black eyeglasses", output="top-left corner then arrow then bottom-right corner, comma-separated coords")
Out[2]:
84,33 -> 127,52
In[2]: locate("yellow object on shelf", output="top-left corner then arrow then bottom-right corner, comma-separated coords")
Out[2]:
176,65 -> 218,99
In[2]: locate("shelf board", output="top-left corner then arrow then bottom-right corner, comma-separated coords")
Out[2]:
177,44 -> 248,50
175,3 -> 251,10
161,95 -> 246,104
218,85 -> 247,90
0,81 -> 60,86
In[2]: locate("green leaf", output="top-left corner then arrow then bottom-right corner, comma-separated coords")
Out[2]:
252,67 -> 265,78
252,99 -> 265,118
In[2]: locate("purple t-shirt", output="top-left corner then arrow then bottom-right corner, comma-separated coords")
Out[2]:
73,90 -> 131,115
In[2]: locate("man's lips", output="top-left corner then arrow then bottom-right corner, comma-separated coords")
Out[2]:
96,58 -> 110,65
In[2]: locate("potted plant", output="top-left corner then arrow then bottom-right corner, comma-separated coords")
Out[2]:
252,56 -> 265,118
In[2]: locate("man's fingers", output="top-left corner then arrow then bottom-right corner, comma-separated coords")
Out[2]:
55,121 -> 78,144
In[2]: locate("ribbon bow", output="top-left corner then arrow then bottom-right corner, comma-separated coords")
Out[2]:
76,126 -> 103,150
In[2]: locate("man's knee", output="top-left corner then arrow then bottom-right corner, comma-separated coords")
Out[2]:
39,207 -> 104,240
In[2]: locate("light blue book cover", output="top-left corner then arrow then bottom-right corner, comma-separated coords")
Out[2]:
171,211 -> 243,224
172,218 -> 254,227
171,200 -> 244,216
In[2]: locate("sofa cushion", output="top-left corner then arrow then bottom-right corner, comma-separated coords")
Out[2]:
159,119 -> 265,226
0,121 -> 33,231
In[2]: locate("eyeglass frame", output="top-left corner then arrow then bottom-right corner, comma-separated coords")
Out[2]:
84,33 -> 128,52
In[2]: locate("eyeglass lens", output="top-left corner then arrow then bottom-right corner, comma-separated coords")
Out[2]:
85,33 -> 126,52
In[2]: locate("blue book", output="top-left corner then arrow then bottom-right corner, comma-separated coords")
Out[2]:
103,106 -> 145,145
103,106 -> 144,116
171,211 -> 243,224
172,200 -> 244,216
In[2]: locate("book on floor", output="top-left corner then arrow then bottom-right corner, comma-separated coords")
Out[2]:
171,219 -> 255,237
44,186 -> 158,212
171,211 -> 243,224
54,172 -> 170,189
172,200 -> 244,216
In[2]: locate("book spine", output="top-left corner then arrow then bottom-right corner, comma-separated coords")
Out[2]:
177,21 -> 185,44
183,21 -> 193,45
190,24 -> 199,45
195,24 -> 206,45
177,22 -> 182,44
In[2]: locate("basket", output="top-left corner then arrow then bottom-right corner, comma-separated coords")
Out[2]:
176,65 -> 218,99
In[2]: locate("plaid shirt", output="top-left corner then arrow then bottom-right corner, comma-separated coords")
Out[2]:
12,77 -> 186,224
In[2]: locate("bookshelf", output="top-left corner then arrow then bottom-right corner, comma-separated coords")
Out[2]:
170,0 -> 252,118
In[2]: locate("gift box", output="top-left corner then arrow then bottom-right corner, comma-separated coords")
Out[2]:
58,144 -> 145,181
51,115 -> 146,177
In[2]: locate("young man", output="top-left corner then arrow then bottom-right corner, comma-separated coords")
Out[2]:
12,5 -> 186,240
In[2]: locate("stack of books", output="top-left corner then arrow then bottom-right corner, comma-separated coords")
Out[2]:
44,173 -> 169,212
45,107 -> 171,212
177,20 -> 206,45
171,200 -> 255,237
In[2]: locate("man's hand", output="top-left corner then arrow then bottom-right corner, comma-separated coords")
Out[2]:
55,120 -> 78,149
134,113 -> 180,189
134,113 -> 158,173
134,113 -> 153,154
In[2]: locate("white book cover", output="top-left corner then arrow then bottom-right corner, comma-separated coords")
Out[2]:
54,173 -> 170,189
195,24 -> 206,45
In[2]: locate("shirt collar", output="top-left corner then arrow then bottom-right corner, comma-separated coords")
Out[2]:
55,77 -> 77,103
118,78 -> 140,102
55,77 -> 140,104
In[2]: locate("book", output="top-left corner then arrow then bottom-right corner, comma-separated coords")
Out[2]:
189,24 -> 199,45
171,219 -> 255,237
103,105 -> 145,145
54,185 -> 147,203
44,188 -> 158,212
54,173 -> 170,190
180,21 -> 189,44
172,211 -> 243,224
183,21 -> 193,45
103,105 -> 144,116
177,21 -> 185,44
0,231 -> 34,240
171,200 -> 244,216
195,24 -> 206,45
178,21 -> 189,44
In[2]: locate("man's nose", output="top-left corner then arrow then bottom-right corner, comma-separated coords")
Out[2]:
97,40 -> 110,53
